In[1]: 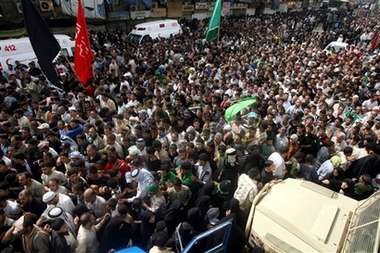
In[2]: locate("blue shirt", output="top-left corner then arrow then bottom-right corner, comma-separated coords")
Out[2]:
63,125 -> 83,140
317,159 -> 334,181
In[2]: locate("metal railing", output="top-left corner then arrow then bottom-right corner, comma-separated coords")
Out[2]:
181,220 -> 233,253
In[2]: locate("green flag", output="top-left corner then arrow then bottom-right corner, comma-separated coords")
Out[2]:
206,0 -> 222,42
224,97 -> 257,123
343,106 -> 363,123
155,68 -> 166,84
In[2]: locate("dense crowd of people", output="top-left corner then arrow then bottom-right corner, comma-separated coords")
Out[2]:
0,6 -> 379,253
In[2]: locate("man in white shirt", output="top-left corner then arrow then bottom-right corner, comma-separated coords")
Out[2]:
317,155 -> 341,181
136,138 -> 147,156
42,191 -> 75,215
286,99 -> 304,117
120,75 -> 130,91
98,95 -> 116,113
76,212 -> 110,253
0,151 -> 12,166
268,151 -> 286,179
0,209 -> 14,228
362,95 -> 378,110
0,190 -> 22,218
37,141 -> 59,158
332,131 -> 347,153
83,188 -> 106,218
233,168 -> 259,213
103,133 -> 124,158
195,153 -> 212,184
124,159 -> 154,203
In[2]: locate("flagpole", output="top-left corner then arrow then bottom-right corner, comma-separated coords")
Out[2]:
63,54 -> 79,81
63,53 -> 94,93
217,0 -> 221,43
218,12 -> 221,43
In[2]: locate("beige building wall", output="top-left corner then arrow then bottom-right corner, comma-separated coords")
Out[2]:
167,0 -> 183,17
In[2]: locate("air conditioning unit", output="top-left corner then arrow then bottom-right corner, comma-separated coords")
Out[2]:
40,0 -> 53,12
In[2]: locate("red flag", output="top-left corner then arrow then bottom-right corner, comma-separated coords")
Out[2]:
74,0 -> 93,90
370,32 -> 379,51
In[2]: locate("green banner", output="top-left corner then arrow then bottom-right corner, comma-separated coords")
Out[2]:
205,0 -> 222,42
224,97 -> 257,123
343,106 -> 363,123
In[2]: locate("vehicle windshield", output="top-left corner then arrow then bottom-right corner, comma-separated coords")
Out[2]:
127,33 -> 142,44
343,193 -> 380,253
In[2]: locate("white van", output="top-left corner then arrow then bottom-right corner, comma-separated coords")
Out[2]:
0,34 -> 74,73
127,19 -> 182,44
324,41 -> 348,53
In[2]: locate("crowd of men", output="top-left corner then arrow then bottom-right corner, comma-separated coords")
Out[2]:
0,6 -> 379,253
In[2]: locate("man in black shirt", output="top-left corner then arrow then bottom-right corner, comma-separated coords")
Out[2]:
28,62 -> 42,77
18,189 -> 46,217
0,209 -> 20,252
261,160 -> 275,185
50,218 -> 71,253
298,125 -> 320,156
240,145 -> 265,174
15,61 -> 28,72
0,160 -> 16,183
100,204 -> 132,252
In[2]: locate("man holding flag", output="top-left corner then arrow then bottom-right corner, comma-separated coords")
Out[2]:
21,0 -> 94,95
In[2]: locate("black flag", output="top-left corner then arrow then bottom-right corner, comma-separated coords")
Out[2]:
21,0 -> 61,86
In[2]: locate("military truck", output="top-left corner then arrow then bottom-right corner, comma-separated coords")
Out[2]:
245,178 -> 380,253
